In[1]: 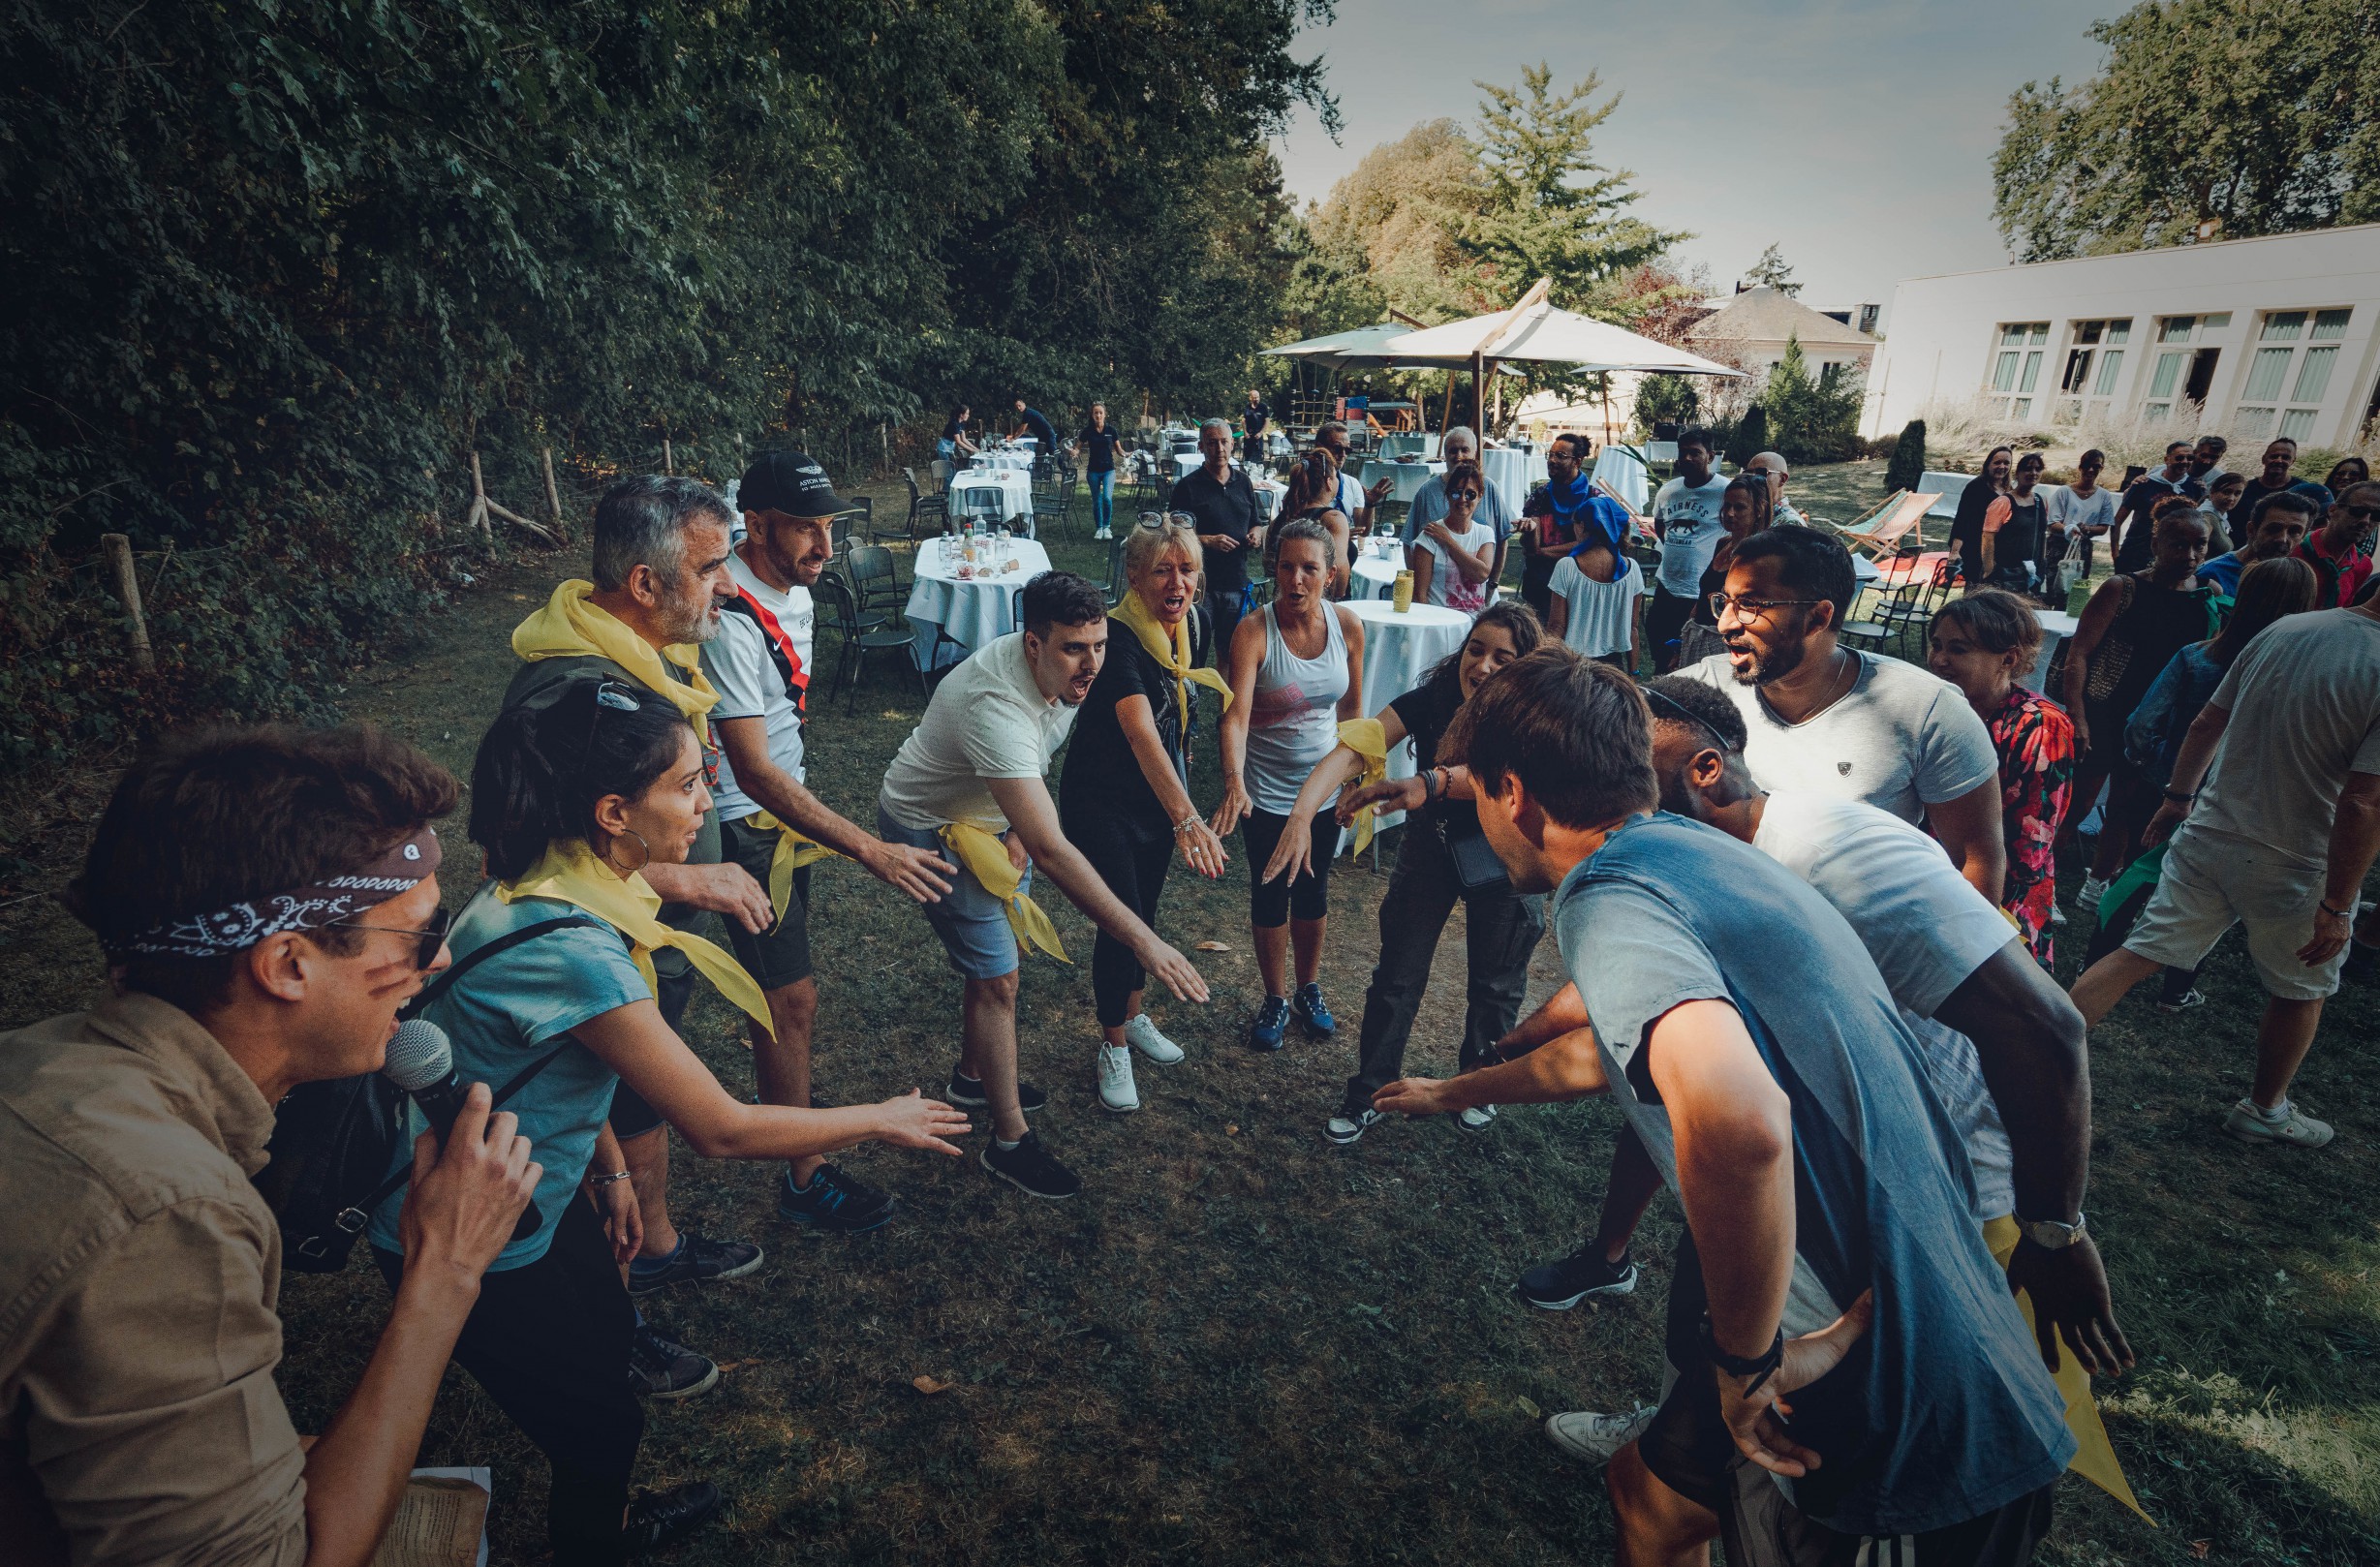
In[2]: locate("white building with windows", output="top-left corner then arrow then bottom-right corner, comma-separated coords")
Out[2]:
1861,224 -> 2380,448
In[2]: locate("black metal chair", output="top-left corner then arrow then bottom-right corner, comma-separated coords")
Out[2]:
847,543 -> 910,622
1031,465 -> 1072,543
912,492 -> 949,541
814,573 -> 922,711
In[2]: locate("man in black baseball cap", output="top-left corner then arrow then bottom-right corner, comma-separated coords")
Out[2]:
701,451 -> 957,1233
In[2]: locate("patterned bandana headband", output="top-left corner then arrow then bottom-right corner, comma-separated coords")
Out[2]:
119,827 -> 444,958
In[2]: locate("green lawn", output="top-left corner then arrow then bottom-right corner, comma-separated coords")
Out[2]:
1,462 -> 2374,1564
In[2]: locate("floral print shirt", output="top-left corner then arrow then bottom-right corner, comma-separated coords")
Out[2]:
1987,686 -> 2075,967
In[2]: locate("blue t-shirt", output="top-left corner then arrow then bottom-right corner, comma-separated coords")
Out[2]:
1556,814 -> 2072,1535
367,886 -> 653,1271
1016,407 -> 1059,451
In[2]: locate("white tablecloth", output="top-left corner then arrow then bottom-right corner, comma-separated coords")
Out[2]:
971,450 -> 1034,474
1349,539 -> 1406,600
1591,446 -> 1652,514
1482,446 -> 1549,502
948,470 -> 1032,528
1172,450 -> 1204,480
1344,599 -> 1471,845
2023,610 -> 2080,693
907,538 -> 1053,670
1360,459 -> 1444,506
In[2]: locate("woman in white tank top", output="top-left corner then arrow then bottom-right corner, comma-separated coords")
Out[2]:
1214,519 -> 1367,1051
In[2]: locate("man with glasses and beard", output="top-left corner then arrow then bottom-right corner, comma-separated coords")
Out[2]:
505,475 -> 775,1391
1678,524 -> 2008,906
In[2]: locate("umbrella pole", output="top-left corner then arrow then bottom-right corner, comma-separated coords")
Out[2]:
1440,373 -> 1456,439
1472,353 -> 1484,436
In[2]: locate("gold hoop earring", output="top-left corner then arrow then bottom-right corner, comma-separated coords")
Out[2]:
606,830 -> 652,874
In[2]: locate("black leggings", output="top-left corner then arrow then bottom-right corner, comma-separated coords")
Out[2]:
1242,808 -> 1339,926
376,1195 -> 640,1565
1644,583 -> 1698,670
1068,810 -> 1174,1028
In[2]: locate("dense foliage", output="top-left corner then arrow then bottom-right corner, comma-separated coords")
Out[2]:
1756,338 -> 1864,466
0,0 -> 1332,759
1992,0 -> 2380,261
1885,419 -> 1930,493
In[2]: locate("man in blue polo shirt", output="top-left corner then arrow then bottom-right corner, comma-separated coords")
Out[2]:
1453,647 -> 2072,1566
1011,398 -> 1060,458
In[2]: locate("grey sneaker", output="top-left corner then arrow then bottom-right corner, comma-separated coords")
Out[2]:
1325,1107 -> 1385,1146
1545,1405 -> 1658,1464
628,1325 -> 719,1401
2223,1098 -> 2334,1148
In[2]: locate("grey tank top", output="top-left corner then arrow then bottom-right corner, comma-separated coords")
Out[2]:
1245,603 -> 1350,815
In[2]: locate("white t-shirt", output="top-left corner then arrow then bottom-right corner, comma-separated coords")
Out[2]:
2189,609 -> 2380,869
1549,552 -> 1645,658
1333,468 -> 1365,521
2045,483 -> 2116,536
1681,651 -> 2000,824
1651,473 -> 1732,597
1416,519 -> 1497,612
878,632 -> 1079,834
1754,792 -> 2019,1219
699,554 -> 815,822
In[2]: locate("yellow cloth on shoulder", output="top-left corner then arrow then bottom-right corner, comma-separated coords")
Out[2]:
495,841 -> 774,1038
939,823 -> 1069,964
512,580 -> 720,743
740,811 -> 841,927
1983,1214 -> 2149,1523
1335,717 -> 1391,858
1110,587 -> 1233,730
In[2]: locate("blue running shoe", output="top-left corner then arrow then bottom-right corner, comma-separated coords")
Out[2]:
1292,981 -> 1336,1036
777,1164 -> 895,1234
1248,996 -> 1291,1052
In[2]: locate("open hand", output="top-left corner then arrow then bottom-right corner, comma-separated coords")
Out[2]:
866,840 -> 957,905
1178,819 -> 1229,879
2299,903 -> 2353,967
2141,796 -> 2188,846
2006,1235 -> 2132,1375
669,862 -> 776,935
1138,938 -> 1210,1003
1373,1076 -> 1455,1118
1210,779 -> 1253,839
1717,1291 -> 1873,1478
874,1090 -> 974,1154
1340,776 -> 1426,820
1262,813 -> 1319,884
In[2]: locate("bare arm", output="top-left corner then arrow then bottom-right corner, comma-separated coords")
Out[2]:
1925,778 -> 2009,905
715,716 -> 954,903
637,858 -> 774,935
1211,609 -> 1269,836
2141,699 -> 2232,845
2062,578 -> 2125,748
1335,607 -> 1366,719
575,1000 -> 971,1161
988,774 -> 1209,1001
1259,706 -> 1411,885
2304,771 -> 2380,965
1375,1026 -> 1607,1116
1547,585 -> 1571,640
1113,691 -> 1225,877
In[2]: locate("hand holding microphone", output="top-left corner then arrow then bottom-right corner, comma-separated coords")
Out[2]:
386,1020 -> 544,1255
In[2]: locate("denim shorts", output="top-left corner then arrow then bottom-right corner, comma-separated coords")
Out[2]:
877,807 -> 1029,980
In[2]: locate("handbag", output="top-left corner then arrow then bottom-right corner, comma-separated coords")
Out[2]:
1442,822 -> 1512,893
254,913 -> 608,1273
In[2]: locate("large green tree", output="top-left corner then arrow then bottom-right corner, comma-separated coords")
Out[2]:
1992,0 -> 2380,261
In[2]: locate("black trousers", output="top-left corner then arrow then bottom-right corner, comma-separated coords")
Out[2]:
1645,583 -> 1699,670
1242,808 -> 1339,927
1069,809 -> 1175,1027
1206,585 -> 1249,665
377,1196 -> 641,1565
1342,819 -> 1544,1114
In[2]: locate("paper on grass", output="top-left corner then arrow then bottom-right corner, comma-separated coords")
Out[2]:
370,1467 -> 491,1567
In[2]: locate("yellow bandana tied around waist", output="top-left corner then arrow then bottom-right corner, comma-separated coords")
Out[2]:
1110,588 -> 1234,730
742,810 -> 841,927
512,580 -> 720,744
496,842 -> 774,1039
1982,1214 -> 2148,1522
938,823 -> 1069,964
1335,718 -> 1392,858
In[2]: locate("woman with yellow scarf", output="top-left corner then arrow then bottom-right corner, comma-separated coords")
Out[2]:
367,675 -> 971,1559
1059,517 -> 1235,1115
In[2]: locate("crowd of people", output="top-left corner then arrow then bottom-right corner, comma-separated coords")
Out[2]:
5,412 -> 2376,1566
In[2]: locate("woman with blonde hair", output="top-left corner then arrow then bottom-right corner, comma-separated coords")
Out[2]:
1058,517 -> 1234,1113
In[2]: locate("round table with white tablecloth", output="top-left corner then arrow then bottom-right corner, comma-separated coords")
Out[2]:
2021,609 -> 2080,693
1342,599 -> 1471,845
947,469 -> 1033,531
906,536 -> 1053,670
1481,446 -> 1548,504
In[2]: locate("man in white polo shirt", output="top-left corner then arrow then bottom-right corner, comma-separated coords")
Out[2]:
702,450 -> 959,1234
876,571 -> 1209,1199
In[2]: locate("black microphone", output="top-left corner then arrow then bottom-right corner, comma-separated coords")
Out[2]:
385,1019 -> 542,1243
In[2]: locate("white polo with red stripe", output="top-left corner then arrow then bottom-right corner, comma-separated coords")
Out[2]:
700,550 -> 816,821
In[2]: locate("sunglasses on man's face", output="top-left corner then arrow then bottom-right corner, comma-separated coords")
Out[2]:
333,904 -> 455,971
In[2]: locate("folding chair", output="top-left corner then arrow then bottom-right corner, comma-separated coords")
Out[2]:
846,543 -> 911,624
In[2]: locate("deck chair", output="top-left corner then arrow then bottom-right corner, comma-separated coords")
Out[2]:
1833,490 -> 1932,559
1917,471 -> 1973,522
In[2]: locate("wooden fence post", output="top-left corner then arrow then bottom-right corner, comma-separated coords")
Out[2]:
468,450 -> 493,541
541,446 -> 565,537
102,534 -> 155,673
663,437 -> 674,476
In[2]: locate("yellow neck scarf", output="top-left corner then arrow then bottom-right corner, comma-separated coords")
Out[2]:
1980,1215 -> 2148,1522
512,580 -> 720,743
1110,588 -> 1234,729
495,841 -> 774,1038
937,824 -> 1070,964
742,810 -> 841,926
1335,718 -> 1392,858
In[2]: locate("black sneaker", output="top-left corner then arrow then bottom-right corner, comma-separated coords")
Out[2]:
627,1232 -> 764,1295
1324,1106 -> 1384,1145
628,1324 -> 719,1400
777,1163 -> 895,1234
623,1481 -> 723,1556
944,1068 -> 1048,1115
980,1130 -> 1082,1200
1518,1246 -> 1640,1310
1292,981 -> 1337,1036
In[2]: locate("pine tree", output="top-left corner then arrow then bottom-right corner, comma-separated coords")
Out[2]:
1886,419 -> 1929,492
1726,405 -> 1768,467
1746,243 -> 1800,295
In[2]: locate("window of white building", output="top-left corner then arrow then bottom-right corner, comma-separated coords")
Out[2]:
2055,319 -> 2131,422
2232,308 -> 2351,442
1987,323 -> 2050,417
2143,316 -> 2227,421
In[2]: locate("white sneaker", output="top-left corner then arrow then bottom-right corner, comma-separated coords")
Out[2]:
1544,1406 -> 1657,1464
2050,901 -> 2067,927
2223,1097 -> 2333,1148
2073,875 -> 2109,917
1093,527 -> 1113,539
1123,1013 -> 1185,1064
1096,1045 -> 1140,1114
1457,1103 -> 1499,1132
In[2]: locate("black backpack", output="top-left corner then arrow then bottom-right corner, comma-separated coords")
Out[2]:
253,914 -> 606,1273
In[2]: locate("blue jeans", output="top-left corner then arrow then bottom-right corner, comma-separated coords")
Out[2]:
1089,469 -> 1115,533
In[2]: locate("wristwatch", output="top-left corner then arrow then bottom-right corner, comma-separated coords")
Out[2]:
2020,1213 -> 2088,1250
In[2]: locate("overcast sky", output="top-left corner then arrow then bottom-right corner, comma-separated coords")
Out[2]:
1272,0 -> 2112,325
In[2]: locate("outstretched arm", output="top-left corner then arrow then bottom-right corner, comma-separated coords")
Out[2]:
716,716 -> 955,904
989,774 -> 1210,1002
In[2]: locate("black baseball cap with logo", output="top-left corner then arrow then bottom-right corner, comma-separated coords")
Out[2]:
737,449 -> 847,518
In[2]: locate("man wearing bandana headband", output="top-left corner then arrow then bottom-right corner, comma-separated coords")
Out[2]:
0,725 -> 540,1567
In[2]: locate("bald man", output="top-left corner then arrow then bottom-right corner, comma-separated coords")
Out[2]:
1743,452 -> 1805,526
